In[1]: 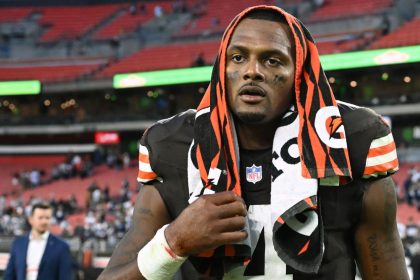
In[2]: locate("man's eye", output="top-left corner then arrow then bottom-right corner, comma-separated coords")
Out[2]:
267,58 -> 281,66
232,55 -> 244,63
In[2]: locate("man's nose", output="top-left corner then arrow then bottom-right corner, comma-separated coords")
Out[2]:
243,58 -> 264,82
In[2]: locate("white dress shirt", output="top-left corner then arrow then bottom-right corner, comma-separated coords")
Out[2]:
26,231 -> 49,280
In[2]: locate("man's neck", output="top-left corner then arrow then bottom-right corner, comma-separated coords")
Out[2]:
236,121 -> 278,150
30,230 -> 47,240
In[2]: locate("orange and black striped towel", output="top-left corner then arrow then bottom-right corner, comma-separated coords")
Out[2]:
187,5 -> 351,275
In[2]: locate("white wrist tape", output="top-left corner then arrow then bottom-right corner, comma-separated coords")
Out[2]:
137,224 -> 187,280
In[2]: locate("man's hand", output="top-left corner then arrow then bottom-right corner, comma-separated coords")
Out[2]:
165,191 -> 248,256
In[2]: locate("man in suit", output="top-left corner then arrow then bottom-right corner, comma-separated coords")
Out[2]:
4,202 -> 73,280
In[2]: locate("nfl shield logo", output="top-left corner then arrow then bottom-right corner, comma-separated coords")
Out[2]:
246,164 -> 262,184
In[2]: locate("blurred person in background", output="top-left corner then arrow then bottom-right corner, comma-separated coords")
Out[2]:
100,5 -> 408,280
4,203 -> 73,280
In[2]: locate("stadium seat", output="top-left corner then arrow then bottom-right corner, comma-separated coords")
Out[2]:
368,17 -> 420,49
0,57 -> 106,82
37,4 -> 120,43
96,40 -> 220,77
0,7 -> 33,23
93,2 -> 172,40
308,0 -> 393,22
174,0 -> 276,38
0,155 -> 66,195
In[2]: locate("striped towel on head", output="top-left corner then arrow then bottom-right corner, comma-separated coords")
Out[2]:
187,5 -> 352,275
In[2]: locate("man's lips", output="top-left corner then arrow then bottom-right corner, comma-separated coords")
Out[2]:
238,85 -> 266,103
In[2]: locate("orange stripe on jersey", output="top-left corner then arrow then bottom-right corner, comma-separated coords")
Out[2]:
137,170 -> 158,180
366,141 -> 396,159
304,197 -> 315,209
139,153 -> 150,164
198,249 -> 215,258
363,158 -> 399,176
298,240 -> 310,256
225,245 -> 235,256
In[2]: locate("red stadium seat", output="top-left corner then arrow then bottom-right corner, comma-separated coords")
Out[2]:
93,2 -> 172,40
37,4 -> 120,43
0,7 -> 33,23
96,40 -> 220,77
308,0 -> 393,22
174,0 -> 276,38
0,155 -> 66,195
368,17 -> 420,49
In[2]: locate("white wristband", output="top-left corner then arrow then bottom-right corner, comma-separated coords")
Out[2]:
137,224 -> 187,280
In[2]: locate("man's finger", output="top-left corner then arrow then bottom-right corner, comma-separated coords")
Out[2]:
216,201 -> 247,219
204,191 -> 243,206
217,231 -> 248,245
216,216 -> 247,233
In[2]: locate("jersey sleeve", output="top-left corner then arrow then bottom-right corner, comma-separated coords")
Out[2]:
136,110 -> 196,219
339,102 -> 399,181
362,117 -> 398,179
137,130 -> 160,184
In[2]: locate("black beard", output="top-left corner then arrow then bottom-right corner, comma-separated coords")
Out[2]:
234,111 -> 265,124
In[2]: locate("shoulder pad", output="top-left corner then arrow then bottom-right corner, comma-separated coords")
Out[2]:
137,110 -> 195,183
338,101 -> 398,179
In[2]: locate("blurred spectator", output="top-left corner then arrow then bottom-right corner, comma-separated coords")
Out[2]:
406,216 -> 419,243
123,152 -> 130,169
172,0 -> 187,13
193,52 -> 205,67
103,185 -> 110,204
154,5 -> 163,18
139,1 -> 147,14
129,1 -> 137,15
30,169 -> 41,187
210,16 -> 220,27
11,174 -> 19,188
0,194 -> 6,215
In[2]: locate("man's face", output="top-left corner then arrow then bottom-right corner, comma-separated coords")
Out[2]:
29,208 -> 52,234
226,18 -> 295,125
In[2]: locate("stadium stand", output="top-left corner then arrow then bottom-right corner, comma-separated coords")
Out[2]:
308,0 -> 393,22
315,36 -> 371,54
96,40 -> 219,77
368,17 -> 420,49
0,57 -> 107,82
0,154 -> 66,195
0,7 -> 33,23
174,0 -> 276,38
93,1 -> 172,40
18,165 -> 137,207
37,4 -> 121,43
